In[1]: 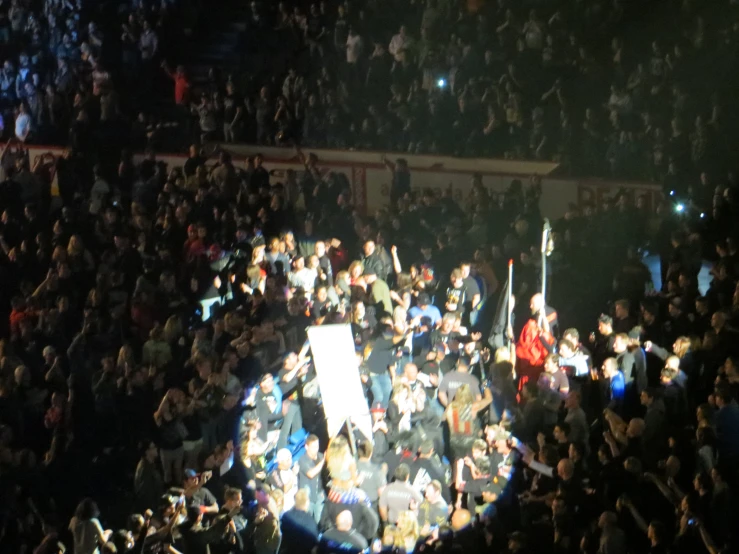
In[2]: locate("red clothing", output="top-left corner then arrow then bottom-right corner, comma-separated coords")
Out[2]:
9,309 -> 30,337
169,72 -> 190,105
516,317 -> 555,389
329,246 -> 349,274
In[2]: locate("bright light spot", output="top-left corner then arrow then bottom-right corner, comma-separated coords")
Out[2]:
700,212 -> 705,219
669,190 -> 675,196
675,203 -> 685,213
437,78 -> 446,88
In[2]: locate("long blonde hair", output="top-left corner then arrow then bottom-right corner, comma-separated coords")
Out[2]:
393,511 -> 420,549
391,382 -> 412,407
451,383 -> 474,408
326,436 -> 355,484
673,336 -> 691,358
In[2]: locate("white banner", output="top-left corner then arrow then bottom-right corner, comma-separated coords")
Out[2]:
306,324 -> 372,441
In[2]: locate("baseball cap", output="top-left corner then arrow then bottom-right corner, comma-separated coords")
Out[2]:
184,468 -> 198,479
483,474 -> 509,497
417,292 -> 431,306
363,268 -> 377,278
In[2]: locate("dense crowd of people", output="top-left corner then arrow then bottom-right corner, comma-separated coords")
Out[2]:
2,1 -> 739,554
0,132 -> 738,554
4,0 -> 739,181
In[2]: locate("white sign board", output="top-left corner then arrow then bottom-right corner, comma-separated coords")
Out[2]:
307,324 -> 372,441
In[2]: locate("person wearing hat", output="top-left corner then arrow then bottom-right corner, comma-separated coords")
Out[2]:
409,293 -> 441,327
370,402 -> 390,461
181,468 -> 219,515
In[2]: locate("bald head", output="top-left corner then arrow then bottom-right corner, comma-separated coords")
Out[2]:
665,355 -> 680,370
451,509 -> 471,531
336,511 -> 353,532
603,358 -> 618,377
557,458 -> 574,480
403,363 -> 418,382
530,293 -> 544,314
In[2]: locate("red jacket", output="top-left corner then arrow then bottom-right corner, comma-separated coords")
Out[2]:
516,318 -> 555,367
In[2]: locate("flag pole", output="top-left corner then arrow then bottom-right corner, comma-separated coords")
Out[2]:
506,259 -> 513,344
540,219 -> 551,328
541,219 -> 551,301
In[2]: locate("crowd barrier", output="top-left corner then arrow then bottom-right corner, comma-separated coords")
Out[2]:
5,143 -> 662,219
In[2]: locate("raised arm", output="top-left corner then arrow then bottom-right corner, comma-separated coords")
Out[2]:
621,496 -> 648,533
390,245 -> 402,274
644,341 -> 669,361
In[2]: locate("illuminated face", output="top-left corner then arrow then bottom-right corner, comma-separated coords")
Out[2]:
260,374 -> 274,393
305,440 -> 319,458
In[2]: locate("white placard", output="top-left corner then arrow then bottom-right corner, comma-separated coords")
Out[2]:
307,324 -> 372,441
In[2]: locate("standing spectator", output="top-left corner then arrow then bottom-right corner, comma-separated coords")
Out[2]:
379,463 -> 423,525
298,434 -> 326,522
14,101 -> 31,142
138,20 -> 158,62
68,499 -> 110,554
320,511 -> 368,553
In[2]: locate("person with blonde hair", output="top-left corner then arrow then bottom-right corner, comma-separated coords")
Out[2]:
393,510 -> 421,551
320,436 -> 379,541
445,383 -> 486,460
326,435 -> 356,483
645,335 -> 697,388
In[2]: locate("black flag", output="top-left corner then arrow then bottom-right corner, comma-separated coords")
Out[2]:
488,276 -> 511,350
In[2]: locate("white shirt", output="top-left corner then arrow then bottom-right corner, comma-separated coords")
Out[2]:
69,517 -> 104,554
15,112 -> 31,141
288,267 -> 318,295
139,30 -> 158,59
346,34 -> 363,63
388,34 -> 410,61
279,469 -> 298,512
